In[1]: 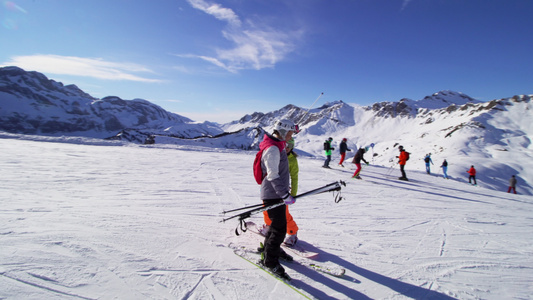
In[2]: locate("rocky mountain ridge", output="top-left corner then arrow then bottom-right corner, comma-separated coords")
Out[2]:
0,66 -> 220,141
1,66 -> 531,155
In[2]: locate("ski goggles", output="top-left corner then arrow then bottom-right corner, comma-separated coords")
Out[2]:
294,124 -> 300,134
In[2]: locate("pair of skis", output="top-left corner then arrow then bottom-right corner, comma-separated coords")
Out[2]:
230,244 -> 313,299
229,243 -> 345,279
242,222 -> 346,277
244,221 -> 318,259
231,220 -> 345,279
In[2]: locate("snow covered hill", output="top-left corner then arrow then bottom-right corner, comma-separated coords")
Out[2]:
1,66 -> 531,195
1,136 -> 532,299
0,66 -> 221,140
222,94 -> 533,195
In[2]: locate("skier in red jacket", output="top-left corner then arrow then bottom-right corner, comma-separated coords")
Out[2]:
467,165 -> 477,185
352,147 -> 369,179
338,138 -> 351,167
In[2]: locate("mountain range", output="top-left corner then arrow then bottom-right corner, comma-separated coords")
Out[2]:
1,66 -> 531,195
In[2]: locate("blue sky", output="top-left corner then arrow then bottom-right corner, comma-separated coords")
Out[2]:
1,0 -> 532,123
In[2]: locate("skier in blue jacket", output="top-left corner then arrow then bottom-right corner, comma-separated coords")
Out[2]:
424,154 -> 434,174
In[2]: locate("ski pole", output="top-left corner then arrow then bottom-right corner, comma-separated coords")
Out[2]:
386,163 -> 396,176
297,92 -> 324,124
221,181 -> 346,223
221,201 -> 284,223
292,180 -> 345,199
224,202 -> 287,236
222,203 -> 264,214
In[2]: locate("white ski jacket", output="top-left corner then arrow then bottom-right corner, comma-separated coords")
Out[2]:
260,134 -> 290,200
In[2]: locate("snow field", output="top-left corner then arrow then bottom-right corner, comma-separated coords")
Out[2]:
1,137 -> 532,299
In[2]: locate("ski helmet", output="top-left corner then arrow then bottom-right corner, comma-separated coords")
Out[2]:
399,145 -> 404,150
273,119 -> 296,140
342,138 -> 347,142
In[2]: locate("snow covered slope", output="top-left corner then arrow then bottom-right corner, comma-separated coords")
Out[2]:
326,95 -> 533,195
1,67 -> 531,195
1,136 -> 531,299
224,95 -> 533,195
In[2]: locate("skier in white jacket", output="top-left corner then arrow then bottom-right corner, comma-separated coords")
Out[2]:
258,119 -> 296,279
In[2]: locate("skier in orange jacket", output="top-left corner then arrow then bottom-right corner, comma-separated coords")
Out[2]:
397,145 -> 409,181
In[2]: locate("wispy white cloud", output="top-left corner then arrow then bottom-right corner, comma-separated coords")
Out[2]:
4,1 -> 28,14
183,0 -> 301,73
217,27 -> 299,71
173,53 -> 235,73
2,55 -> 162,83
186,0 -> 241,27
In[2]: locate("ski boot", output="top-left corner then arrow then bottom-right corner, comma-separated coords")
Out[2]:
258,243 -> 293,262
283,234 -> 298,247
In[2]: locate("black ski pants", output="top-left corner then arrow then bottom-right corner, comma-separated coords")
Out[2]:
324,155 -> 331,167
262,199 -> 287,268
400,164 -> 407,179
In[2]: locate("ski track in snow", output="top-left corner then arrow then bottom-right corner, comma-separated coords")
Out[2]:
1,138 -> 533,299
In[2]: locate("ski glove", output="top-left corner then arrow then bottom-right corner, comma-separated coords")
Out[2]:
282,194 -> 296,205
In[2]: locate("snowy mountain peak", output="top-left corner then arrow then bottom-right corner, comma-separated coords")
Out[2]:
222,100 -> 353,133
416,90 -> 481,109
367,90 -> 481,118
0,66 -> 92,100
316,99 -> 345,109
0,66 -> 216,140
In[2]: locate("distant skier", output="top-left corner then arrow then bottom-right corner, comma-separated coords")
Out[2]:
322,137 -> 334,168
338,138 -> 352,167
424,154 -> 434,174
440,159 -> 449,179
352,147 -> 369,179
397,146 -> 409,181
508,175 -> 517,194
467,165 -> 477,185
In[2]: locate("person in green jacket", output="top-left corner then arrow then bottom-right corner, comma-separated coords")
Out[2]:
287,138 -> 299,196
322,137 -> 334,168
284,138 -> 299,245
